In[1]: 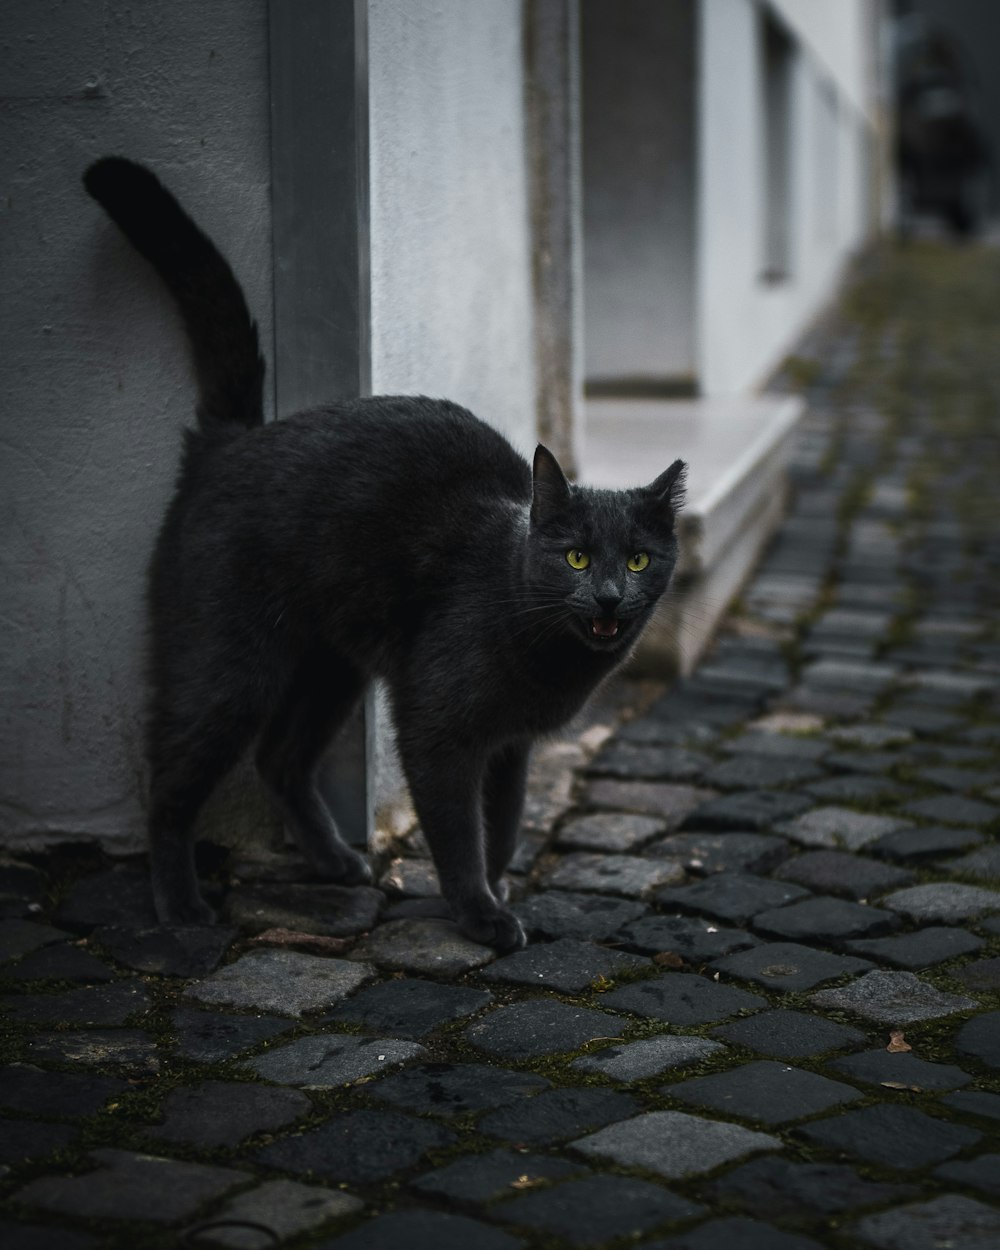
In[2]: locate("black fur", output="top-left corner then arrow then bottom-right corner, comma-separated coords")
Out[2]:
84,157 -> 686,950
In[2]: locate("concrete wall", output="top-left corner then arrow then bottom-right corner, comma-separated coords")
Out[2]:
367,0 -> 536,456
697,0 -> 875,395
0,1 -> 272,850
580,0 -> 697,385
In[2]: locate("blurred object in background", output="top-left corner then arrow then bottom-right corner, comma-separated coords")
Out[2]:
895,2 -> 991,238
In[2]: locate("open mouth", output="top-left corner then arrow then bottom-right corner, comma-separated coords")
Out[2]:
591,617 -> 619,639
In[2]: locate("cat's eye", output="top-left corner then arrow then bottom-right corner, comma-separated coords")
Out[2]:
566,549 -> 590,570
628,552 -> 650,572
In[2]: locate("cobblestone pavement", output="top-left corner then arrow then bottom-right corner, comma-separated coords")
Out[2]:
3,244 -> 1000,1249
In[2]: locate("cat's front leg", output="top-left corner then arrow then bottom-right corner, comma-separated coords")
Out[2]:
483,741 -> 530,904
399,741 -> 526,952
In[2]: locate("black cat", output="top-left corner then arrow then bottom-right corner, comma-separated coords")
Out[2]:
84,157 -> 686,950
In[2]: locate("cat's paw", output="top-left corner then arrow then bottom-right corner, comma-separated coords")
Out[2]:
156,895 -> 218,926
458,906 -> 526,952
315,847 -> 374,887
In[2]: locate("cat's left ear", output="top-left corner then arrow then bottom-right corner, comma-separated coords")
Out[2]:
644,458 -> 687,512
531,444 -> 571,525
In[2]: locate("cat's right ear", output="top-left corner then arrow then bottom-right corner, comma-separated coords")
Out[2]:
531,444 -> 571,526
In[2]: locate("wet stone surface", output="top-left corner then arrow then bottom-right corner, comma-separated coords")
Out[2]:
573,1110 -> 781,1179
478,1087 -> 640,1145
370,1062 -> 549,1116
571,1034 -> 726,1080
8,251 -> 1000,1250
705,1157 -> 918,1220
324,976 -> 492,1038
255,1109 -> 455,1183
490,1174 -> 705,1245
411,1148 -> 587,1203
614,913 -> 760,961
169,1006 -> 294,1063
710,1009 -> 865,1058
466,999 -> 626,1058
480,936 -> 649,991
712,942 -> 874,993
797,1105 -> 982,1169
828,1048 -> 971,1092
145,1080 -> 312,1147
602,971 -> 766,1025
513,890 -> 647,941
243,1033 -> 426,1086
669,1060 -> 862,1125
654,873 -> 810,925
810,969 -> 979,1024
185,948 -> 376,1016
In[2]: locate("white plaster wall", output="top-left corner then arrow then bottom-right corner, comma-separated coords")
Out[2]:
697,0 -> 876,396
770,0 -> 875,122
366,0 -> 536,822
367,0 -> 536,457
0,0 -> 272,850
580,0 -> 697,382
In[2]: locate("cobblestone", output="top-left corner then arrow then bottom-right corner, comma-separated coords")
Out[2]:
881,882 -> 1000,923
955,1011 -> 1000,1069
480,937 -> 648,991
773,850 -> 913,899
713,942 -> 873,992
654,873 -> 810,925
540,851 -> 684,897
705,1157 -> 917,1220
845,926 -> 984,968
322,1210 -> 524,1250
778,806 -> 910,850
602,971 -> 766,1024
571,1034 -> 725,1080
829,1049 -> 971,1092
195,1180 -> 362,1249
255,1109 -> 455,1183
710,1009 -> 864,1057
244,1033 -> 426,1086
16,1149 -> 250,1223
513,889 -> 646,940
324,977 -> 491,1037
573,1110 -> 780,1179
493,1175 -> 704,1245
851,1194 -> 1000,1249
669,1060 -> 861,1124
185,949 -> 375,1016
811,970 -> 978,1024
478,1087 -> 639,1144
411,1149 -> 585,1203
466,999 -> 626,1058
797,1105 -> 981,1169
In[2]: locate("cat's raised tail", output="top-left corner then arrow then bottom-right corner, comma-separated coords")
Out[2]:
83,157 -> 265,434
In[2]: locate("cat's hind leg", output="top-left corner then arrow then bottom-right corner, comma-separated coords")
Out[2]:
483,742 -> 530,903
148,695 -> 256,924
255,648 -> 372,885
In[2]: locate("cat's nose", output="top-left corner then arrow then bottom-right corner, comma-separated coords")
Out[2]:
595,584 -> 623,615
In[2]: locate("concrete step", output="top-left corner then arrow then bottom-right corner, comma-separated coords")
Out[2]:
580,392 -> 806,673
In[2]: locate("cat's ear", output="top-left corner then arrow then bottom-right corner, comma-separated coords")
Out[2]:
644,458 -> 687,512
531,444 -> 571,525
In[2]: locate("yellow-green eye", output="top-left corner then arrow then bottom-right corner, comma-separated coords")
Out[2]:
628,552 -> 650,572
566,549 -> 590,570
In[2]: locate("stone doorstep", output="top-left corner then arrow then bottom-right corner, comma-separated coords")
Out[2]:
582,393 -> 805,674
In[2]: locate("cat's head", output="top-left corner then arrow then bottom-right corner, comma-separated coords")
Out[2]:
523,444 -> 686,654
